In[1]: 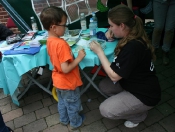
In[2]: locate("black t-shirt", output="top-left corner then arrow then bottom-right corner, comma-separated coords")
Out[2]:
111,39 -> 161,106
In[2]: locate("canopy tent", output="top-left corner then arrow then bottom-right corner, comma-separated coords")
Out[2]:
0,0 -> 154,33
0,0 -> 45,33
0,0 -> 111,33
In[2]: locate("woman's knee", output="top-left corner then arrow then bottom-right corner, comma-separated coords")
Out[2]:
99,100 -> 118,119
99,102 -> 123,120
99,78 -> 123,96
99,102 -> 110,118
99,78 -> 110,95
99,80 -> 105,93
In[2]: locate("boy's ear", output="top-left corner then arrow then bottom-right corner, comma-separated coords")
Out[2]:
50,25 -> 54,29
50,25 -> 57,29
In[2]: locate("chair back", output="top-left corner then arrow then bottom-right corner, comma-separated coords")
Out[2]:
6,17 -> 17,28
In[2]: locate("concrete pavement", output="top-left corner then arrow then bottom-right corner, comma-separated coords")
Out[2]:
0,46 -> 175,132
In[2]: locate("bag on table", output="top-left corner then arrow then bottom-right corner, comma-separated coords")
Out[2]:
6,34 -> 24,45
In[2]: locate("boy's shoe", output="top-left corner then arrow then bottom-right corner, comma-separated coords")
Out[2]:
124,121 -> 139,128
70,114 -> 85,130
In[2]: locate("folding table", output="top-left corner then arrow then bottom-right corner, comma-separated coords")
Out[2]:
0,45 -> 53,105
0,28 -> 117,105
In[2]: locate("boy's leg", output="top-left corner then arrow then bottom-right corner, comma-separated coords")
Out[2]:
62,87 -> 83,128
57,89 -> 69,125
99,91 -> 153,124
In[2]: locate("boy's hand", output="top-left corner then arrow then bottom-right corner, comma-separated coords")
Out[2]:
77,49 -> 86,60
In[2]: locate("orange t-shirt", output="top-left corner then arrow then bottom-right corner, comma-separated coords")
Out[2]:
47,37 -> 83,90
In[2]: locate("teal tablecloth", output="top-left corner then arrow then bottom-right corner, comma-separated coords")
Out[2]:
0,45 -> 53,105
0,28 -> 118,105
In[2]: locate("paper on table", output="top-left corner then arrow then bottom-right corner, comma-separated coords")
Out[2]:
13,45 -> 30,50
28,36 -> 45,47
77,38 -> 106,50
33,36 -> 46,41
0,41 -> 7,48
0,40 -> 6,45
67,37 -> 79,46
29,40 -> 41,47
0,41 -> 14,51
22,31 -> 36,41
76,39 -> 89,49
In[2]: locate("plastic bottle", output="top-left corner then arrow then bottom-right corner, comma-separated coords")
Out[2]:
80,13 -> 87,30
30,16 -> 38,31
92,12 -> 98,29
89,18 -> 96,40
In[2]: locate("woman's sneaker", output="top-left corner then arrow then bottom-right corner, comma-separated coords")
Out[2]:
124,121 -> 139,128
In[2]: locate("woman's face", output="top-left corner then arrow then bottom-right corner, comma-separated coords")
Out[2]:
108,18 -> 125,38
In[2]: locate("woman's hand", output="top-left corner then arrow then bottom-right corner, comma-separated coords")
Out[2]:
89,41 -> 103,55
105,29 -> 115,41
77,49 -> 86,61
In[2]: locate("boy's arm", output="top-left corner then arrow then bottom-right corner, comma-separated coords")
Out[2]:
61,49 -> 86,73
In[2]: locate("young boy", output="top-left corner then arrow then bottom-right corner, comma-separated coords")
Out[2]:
40,6 -> 86,129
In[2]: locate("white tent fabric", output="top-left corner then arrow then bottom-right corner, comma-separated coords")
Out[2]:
31,0 -> 107,30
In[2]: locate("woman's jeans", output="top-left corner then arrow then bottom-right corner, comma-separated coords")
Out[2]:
0,112 -> 9,132
152,0 -> 175,52
57,87 -> 83,128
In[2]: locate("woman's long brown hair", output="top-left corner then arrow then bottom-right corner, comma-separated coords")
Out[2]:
108,5 -> 156,61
